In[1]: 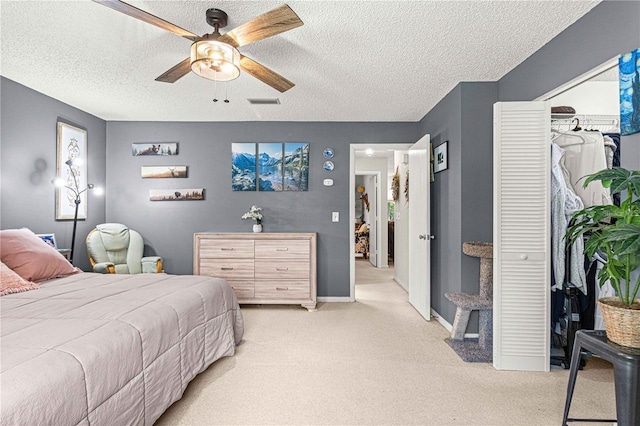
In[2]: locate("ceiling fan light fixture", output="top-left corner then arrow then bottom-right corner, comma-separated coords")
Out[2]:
190,39 -> 240,81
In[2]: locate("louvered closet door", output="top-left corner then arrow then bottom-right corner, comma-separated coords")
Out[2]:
493,101 -> 550,372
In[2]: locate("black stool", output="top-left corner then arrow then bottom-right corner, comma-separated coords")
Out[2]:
563,330 -> 640,426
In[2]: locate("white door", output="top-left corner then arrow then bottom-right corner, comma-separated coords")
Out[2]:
366,174 -> 378,266
409,134 -> 431,320
493,101 -> 550,372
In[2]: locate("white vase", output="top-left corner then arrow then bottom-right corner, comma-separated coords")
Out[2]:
253,224 -> 262,233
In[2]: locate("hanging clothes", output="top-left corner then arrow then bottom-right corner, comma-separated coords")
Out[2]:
553,130 -> 612,208
551,143 -> 587,294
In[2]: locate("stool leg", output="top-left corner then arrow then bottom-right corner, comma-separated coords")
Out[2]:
562,341 -> 584,425
613,361 -> 640,426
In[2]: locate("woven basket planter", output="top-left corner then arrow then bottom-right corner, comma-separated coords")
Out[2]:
597,297 -> 640,348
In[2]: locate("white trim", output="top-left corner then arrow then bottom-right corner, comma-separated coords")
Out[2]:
430,308 -> 479,338
317,296 -> 352,303
393,277 -> 408,291
535,55 -> 620,101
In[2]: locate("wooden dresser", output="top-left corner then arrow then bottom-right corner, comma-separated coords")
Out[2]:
194,233 -> 317,311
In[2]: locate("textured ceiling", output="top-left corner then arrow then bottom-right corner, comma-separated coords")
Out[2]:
0,0 -> 601,122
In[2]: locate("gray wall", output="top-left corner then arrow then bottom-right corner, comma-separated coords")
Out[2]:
1,78 -> 107,272
416,0 -> 640,329
499,0 -> 640,170
105,121 -> 417,297
2,0 -> 638,309
417,82 -> 497,331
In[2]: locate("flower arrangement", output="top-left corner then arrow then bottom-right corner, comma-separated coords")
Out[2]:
242,205 -> 263,224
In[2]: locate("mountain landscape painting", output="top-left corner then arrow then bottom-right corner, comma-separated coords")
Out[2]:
258,143 -> 283,191
232,143 -> 257,191
284,143 -> 309,191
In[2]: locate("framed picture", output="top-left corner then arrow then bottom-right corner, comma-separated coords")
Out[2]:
56,122 -> 88,220
284,142 -> 309,191
36,233 -> 57,249
619,48 -> 640,136
141,166 -> 188,178
232,143 -> 257,191
132,143 -> 178,156
433,141 -> 448,173
149,189 -> 204,201
258,143 -> 284,191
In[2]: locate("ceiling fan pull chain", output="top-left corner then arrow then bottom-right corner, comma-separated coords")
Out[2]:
213,71 -> 218,102
224,85 -> 230,103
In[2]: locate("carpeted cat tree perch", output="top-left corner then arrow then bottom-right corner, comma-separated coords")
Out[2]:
445,242 -> 493,362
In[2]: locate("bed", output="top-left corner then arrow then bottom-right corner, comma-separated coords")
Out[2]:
0,229 -> 244,426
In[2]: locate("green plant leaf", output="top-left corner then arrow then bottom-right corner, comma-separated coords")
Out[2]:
582,168 -> 640,196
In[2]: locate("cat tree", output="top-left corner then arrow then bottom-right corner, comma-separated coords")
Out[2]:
445,241 -> 493,362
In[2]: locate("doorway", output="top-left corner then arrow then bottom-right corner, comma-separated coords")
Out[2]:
349,143 -> 413,302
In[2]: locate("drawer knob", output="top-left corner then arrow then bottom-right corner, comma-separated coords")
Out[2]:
221,248 -> 234,251
277,248 -> 289,251
276,287 -> 289,291
276,267 -> 289,271
221,267 -> 234,271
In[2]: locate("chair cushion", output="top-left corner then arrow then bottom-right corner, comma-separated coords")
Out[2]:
95,223 -> 130,251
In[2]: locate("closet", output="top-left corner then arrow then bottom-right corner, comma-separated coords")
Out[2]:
493,59 -> 621,372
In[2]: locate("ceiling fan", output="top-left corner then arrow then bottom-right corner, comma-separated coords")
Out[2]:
92,0 -> 303,92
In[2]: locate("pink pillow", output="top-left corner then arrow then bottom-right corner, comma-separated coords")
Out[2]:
1,261 -> 39,296
0,228 -> 79,282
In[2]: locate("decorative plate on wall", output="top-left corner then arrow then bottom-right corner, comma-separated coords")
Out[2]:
323,160 -> 335,172
323,148 -> 334,159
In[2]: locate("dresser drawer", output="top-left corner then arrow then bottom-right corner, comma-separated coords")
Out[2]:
200,259 -> 254,280
255,260 -> 309,279
227,280 -> 255,300
255,281 -> 310,299
255,240 -> 309,259
199,239 -> 254,259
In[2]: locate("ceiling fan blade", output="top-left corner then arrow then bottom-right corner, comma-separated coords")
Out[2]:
240,55 -> 294,93
218,5 -> 303,48
155,58 -> 191,83
92,0 -> 200,41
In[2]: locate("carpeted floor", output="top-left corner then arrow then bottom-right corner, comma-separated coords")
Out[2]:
156,258 -> 616,425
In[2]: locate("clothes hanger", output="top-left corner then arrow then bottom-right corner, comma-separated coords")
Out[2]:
571,117 -> 582,131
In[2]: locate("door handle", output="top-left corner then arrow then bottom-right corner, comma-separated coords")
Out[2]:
419,234 -> 426,240
419,234 -> 435,240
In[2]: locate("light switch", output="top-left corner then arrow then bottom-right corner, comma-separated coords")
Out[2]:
332,212 -> 339,222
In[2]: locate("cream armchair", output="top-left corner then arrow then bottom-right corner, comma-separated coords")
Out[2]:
86,223 -> 163,274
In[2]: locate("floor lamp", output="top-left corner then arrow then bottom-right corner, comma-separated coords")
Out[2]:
54,159 -> 95,265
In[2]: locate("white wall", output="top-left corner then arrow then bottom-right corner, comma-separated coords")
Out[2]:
550,81 -> 619,115
355,156 -> 389,268
392,151 -> 410,290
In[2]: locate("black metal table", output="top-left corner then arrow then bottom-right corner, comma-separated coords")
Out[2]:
563,330 -> 640,426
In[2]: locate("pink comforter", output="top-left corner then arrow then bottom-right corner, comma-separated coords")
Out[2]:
1,272 -> 243,425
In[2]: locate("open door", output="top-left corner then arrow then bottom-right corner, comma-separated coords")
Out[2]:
493,101 -> 550,372
408,134 -> 431,320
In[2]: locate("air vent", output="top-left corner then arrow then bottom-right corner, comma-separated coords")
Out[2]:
247,98 -> 281,105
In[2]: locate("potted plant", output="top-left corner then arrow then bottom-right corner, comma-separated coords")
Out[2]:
242,205 -> 263,232
566,167 -> 640,348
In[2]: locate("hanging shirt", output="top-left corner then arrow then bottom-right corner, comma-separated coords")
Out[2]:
551,143 -> 587,294
553,130 -> 612,208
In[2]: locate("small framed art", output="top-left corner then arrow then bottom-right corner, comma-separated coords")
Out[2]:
433,141 -> 448,173
36,233 -> 57,249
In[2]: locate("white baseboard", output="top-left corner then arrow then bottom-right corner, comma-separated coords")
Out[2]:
317,296 -> 353,303
430,308 -> 479,339
393,277 -> 408,291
